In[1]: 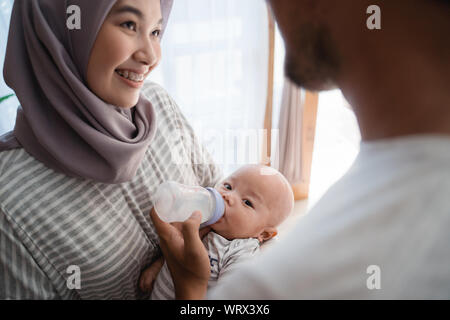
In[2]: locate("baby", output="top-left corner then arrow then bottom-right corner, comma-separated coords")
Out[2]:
140,164 -> 294,300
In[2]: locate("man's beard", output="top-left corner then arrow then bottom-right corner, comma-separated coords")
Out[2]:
284,23 -> 340,92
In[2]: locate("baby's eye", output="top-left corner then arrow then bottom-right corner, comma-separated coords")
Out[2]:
243,199 -> 253,208
224,183 -> 232,190
121,21 -> 137,31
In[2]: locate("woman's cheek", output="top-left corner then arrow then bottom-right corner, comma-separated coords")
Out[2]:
107,37 -> 131,64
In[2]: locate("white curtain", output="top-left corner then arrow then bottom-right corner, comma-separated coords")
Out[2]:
274,79 -> 304,186
272,26 -> 306,186
0,0 -> 18,135
148,0 -> 269,175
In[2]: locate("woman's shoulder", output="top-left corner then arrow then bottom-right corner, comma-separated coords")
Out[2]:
141,81 -> 173,106
0,148 -> 38,178
0,148 -> 60,202
141,81 -> 191,137
0,148 -> 92,214
141,81 -> 184,119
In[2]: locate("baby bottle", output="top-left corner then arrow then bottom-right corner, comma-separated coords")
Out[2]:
153,181 -> 225,228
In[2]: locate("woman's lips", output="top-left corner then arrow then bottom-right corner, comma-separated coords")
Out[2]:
115,71 -> 144,89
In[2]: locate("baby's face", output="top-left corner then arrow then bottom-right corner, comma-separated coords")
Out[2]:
210,165 -> 292,242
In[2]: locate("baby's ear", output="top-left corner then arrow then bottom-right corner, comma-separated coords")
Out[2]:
258,227 -> 278,243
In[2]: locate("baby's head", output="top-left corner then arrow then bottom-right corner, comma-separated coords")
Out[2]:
211,164 -> 294,243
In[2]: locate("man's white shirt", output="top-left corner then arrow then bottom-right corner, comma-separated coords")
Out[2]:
209,135 -> 450,299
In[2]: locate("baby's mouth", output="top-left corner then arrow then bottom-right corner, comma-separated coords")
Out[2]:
217,206 -> 226,223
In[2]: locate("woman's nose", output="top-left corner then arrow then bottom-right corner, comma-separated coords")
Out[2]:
135,39 -> 159,69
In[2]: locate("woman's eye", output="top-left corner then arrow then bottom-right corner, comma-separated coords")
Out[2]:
152,29 -> 161,37
121,21 -> 137,31
224,183 -> 232,190
243,199 -> 253,208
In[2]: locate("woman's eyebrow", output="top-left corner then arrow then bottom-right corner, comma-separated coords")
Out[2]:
112,5 -> 164,26
113,5 -> 144,19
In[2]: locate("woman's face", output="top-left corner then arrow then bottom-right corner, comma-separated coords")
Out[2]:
87,0 -> 162,108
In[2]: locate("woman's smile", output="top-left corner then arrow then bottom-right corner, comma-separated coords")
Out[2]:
114,69 -> 148,89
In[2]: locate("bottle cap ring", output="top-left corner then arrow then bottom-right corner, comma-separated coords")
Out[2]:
200,188 -> 225,228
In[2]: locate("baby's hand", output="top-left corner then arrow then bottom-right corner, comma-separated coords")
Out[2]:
139,257 -> 165,293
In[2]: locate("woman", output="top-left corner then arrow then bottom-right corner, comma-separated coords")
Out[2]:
0,0 -> 222,299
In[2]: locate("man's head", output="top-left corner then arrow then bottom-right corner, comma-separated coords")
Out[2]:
267,0 -> 450,92
211,165 -> 294,243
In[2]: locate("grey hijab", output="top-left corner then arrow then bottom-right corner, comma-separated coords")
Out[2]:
0,0 -> 173,183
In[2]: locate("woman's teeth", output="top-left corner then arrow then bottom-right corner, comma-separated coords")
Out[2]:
115,70 -> 145,82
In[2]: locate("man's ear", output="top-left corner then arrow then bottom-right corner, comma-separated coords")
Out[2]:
257,227 -> 278,243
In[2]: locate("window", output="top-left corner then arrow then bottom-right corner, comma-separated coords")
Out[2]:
148,0 -> 269,175
0,0 -> 18,135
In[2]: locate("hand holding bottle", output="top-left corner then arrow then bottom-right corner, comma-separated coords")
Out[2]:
150,208 -> 210,299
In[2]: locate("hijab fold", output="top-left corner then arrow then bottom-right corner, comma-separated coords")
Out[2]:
0,0 -> 173,183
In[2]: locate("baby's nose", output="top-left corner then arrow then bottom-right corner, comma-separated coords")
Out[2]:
222,192 -> 234,206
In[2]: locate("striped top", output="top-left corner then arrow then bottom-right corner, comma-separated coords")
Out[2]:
151,232 -> 260,300
0,82 -> 223,299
